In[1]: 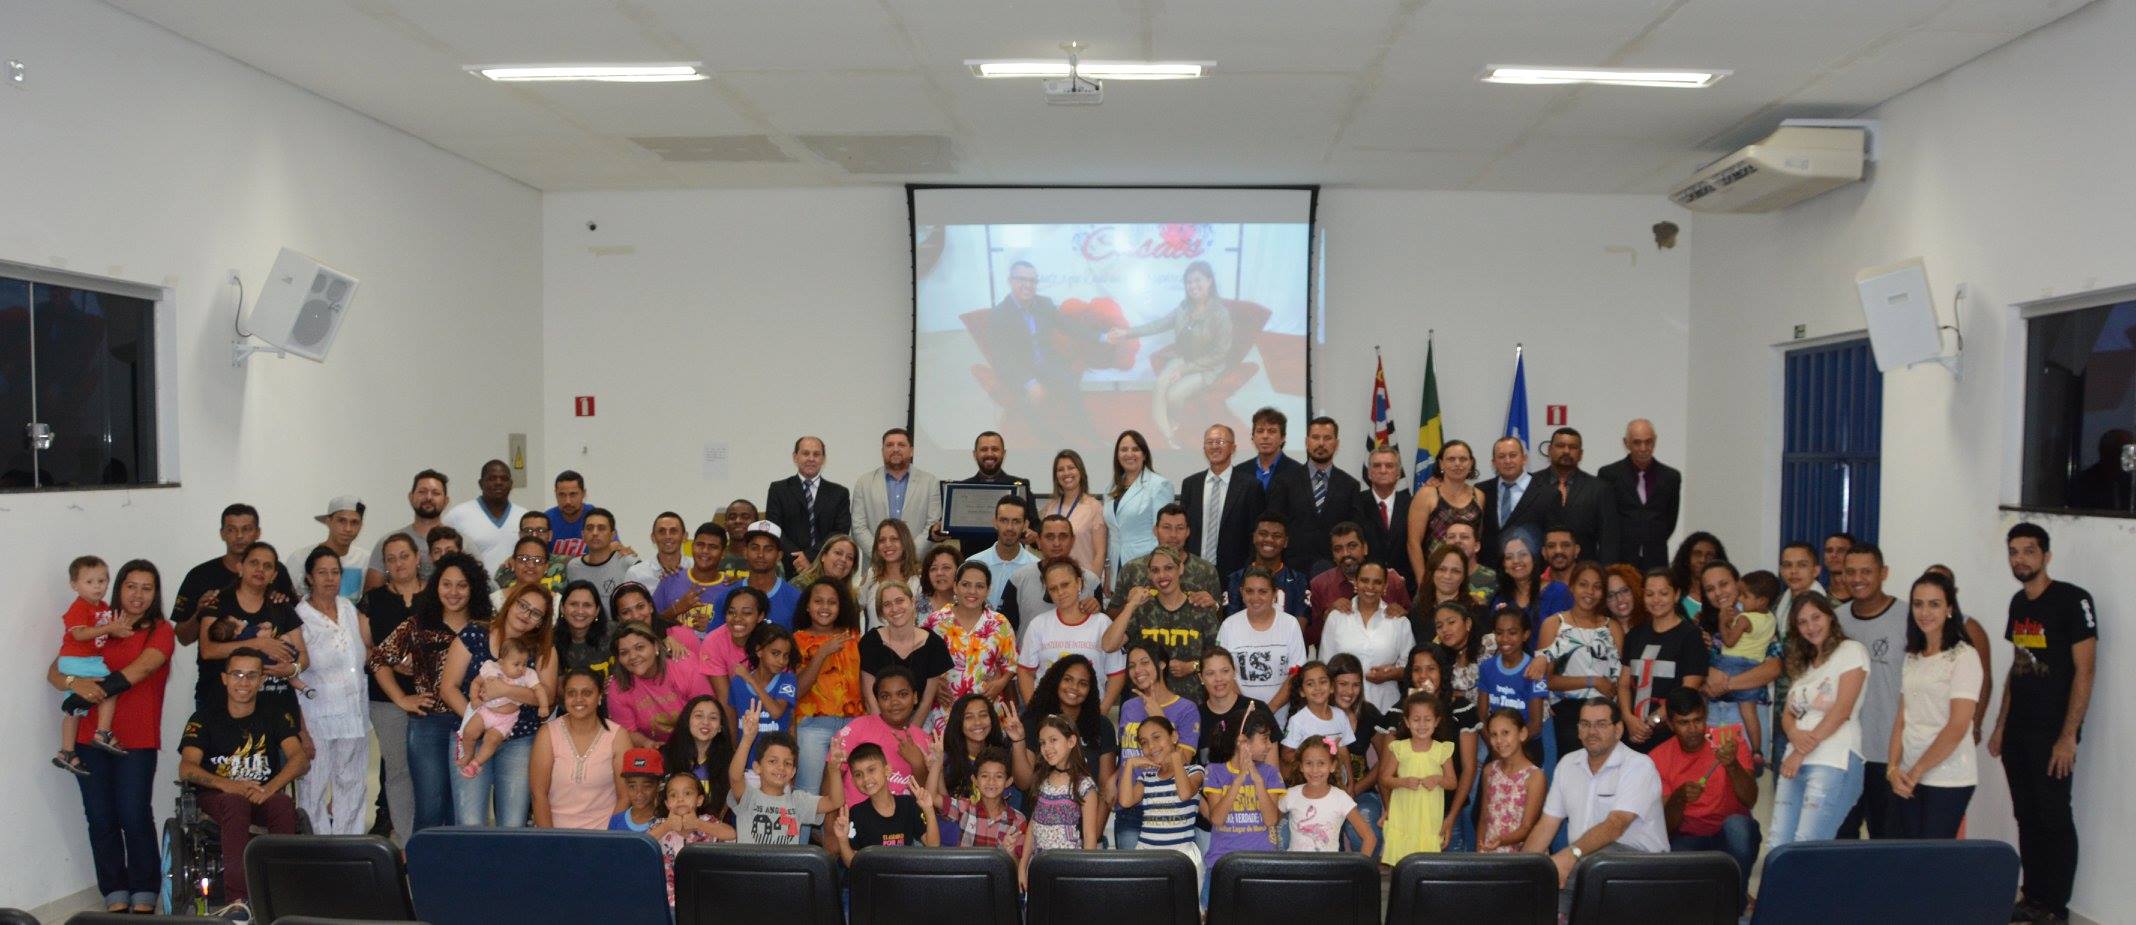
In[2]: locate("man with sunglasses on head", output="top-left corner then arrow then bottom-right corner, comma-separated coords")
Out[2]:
179,647 -> 307,917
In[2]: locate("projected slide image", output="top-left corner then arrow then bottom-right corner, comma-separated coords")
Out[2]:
915,222 -> 1308,472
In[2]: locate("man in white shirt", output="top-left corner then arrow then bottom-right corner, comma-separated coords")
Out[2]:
440,459 -> 530,575
965,496 -> 1036,611
625,511 -> 690,593
298,495 -> 368,600
999,514 -> 1099,630
1526,697 -> 1670,912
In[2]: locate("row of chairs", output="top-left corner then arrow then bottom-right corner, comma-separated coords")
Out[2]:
12,830 -> 2020,925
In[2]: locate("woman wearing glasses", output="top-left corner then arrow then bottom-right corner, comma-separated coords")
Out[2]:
440,565 -> 558,826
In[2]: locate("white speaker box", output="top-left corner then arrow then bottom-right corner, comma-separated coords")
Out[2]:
245,247 -> 358,362
1855,258 -> 1945,372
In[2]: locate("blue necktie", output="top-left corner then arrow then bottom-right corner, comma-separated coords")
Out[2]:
1312,469 -> 1328,513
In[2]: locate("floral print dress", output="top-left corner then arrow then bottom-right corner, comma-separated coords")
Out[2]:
920,606 -> 1018,736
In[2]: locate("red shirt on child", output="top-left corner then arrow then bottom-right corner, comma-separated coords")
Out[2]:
59,598 -> 115,659
1649,727 -> 1755,837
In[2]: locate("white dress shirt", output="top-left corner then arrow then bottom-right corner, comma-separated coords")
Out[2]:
1543,741 -> 1669,853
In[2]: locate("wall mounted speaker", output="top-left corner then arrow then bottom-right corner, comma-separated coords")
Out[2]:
1855,258 -> 1946,372
245,247 -> 357,362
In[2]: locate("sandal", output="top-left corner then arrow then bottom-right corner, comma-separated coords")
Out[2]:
53,750 -> 90,777
87,729 -> 128,756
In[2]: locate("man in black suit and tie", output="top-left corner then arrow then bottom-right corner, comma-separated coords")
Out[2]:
764,435 -> 851,574
1355,446 -> 1415,586
1180,424 -> 1255,580
982,260 -> 1098,433
1534,427 -> 1621,567
1480,435 -> 1552,568
1596,419 -> 1681,570
1295,416 -> 1362,575
1230,406 -> 1316,574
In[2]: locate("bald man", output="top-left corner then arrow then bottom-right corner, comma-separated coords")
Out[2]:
1597,419 -> 1681,569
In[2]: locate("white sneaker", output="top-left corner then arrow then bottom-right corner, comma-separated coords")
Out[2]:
211,899 -> 252,921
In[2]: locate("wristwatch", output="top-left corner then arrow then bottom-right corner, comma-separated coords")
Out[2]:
1569,846 -> 1584,861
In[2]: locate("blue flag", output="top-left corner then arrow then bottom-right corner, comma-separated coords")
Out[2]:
1503,348 -> 1530,446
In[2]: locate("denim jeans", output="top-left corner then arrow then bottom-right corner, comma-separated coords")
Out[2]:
1886,783 -> 1974,839
1671,814 -> 1761,909
406,712 -> 460,833
1766,752 -> 1864,849
795,715 -> 850,796
1114,810 -> 1145,851
1343,790 -> 1384,857
452,733 -> 533,826
75,746 -> 160,907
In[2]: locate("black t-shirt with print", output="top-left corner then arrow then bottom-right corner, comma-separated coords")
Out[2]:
1620,618 -> 1712,752
181,703 -> 301,784
2005,581 -> 2099,730
1195,695 -> 1271,768
847,792 -> 928,850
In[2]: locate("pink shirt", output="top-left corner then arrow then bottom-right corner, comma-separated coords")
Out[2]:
670,624 -> 749,681
605,662 -> 712,745
832,714 -> 934,807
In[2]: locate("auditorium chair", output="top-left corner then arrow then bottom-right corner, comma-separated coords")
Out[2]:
0,911 -> 36,925
1749,839 -> 2020,925
404,827 -> 666,925
1026,849 -> 1199,925
1385,852 -> 1556,925
1566,851 -> 1740,925
675,843 -> 842,925
245,834 -> 415,923
65,917 -> 207,924
847,847 -> 1018,925
1207,851 -> 1381,925
277,919 -> 432,925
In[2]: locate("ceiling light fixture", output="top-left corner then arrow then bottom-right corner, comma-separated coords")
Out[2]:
1479,65 -> 1728,89
966,60 -> 1209,80
468,63 -> 706,83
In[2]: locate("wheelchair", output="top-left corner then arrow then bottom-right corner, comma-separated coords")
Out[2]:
158,782 -> 312,916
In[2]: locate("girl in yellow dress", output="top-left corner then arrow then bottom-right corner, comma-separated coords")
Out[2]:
1378,692 -> 1457,864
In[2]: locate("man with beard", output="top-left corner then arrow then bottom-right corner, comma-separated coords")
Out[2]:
1526,697 -> 1668,916
1304,522 -> 1412,648
1293,416 -> 1361,575
364,469 -> 449,591
959,431 -> 1035,551
1989,523 -> 2096,925
1540,526 -> 1581,584
1534,428 -> 1619,566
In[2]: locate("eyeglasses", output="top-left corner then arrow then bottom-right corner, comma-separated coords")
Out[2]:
225,670 -> 263,681
1577,720 -> 1617,731
513,555 -> 547,565
514,599 -> 548,618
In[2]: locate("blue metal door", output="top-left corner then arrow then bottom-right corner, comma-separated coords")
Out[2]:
1781,339 -> 1882,548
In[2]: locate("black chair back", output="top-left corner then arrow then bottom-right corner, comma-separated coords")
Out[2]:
405,827 -> 666,925
66,917 -> 210,925
1386,853 -> 1556,925
1749,839 -> 2020,925
1568,850 -> 1740,925
675,843 -> 842,925
245,834 -> 414,923
847,847 -> 1019,925
0,910 -> 36,925
1208,851 -> 1380,925
1026,849 -> 1198,925
276,919 -> 433,925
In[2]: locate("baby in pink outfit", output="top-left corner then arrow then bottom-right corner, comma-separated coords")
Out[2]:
459,637 -> 548,777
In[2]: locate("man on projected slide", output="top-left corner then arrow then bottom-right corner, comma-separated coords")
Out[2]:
983,261 -> 1101,437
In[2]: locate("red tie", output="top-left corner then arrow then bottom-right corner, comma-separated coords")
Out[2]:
1380,498 -> 1391,529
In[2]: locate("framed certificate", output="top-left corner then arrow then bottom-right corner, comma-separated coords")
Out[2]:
941,481 -> 1023,531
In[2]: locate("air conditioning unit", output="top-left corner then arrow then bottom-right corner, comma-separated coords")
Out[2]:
1669,125 -> 1869,213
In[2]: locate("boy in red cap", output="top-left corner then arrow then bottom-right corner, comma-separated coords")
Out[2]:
609,748 -> 665,832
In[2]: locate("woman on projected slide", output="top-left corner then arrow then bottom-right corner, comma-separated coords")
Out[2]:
1106,260 -> 1236,449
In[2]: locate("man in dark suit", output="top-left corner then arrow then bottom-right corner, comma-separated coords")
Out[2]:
1479,435 -> 1552,568
1597,419 -> 1682,570
1534,427 -> 1621,567
981,260 -> 1097,431
1294,416 -> 1362,575
1181,423 -> 1255,580
1354,445 -> 1415,586
764,435 -> 851,574
1230,406 -> 1316,574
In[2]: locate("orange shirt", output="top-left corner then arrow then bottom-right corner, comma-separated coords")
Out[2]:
794,628 -> 863,718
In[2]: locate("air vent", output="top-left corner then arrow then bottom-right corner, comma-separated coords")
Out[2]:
630,135 -> 793,162
795,134 -> 957,174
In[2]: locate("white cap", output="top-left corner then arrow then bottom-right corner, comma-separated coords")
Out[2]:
314,495 -> 365,524
743,519 -> 783,542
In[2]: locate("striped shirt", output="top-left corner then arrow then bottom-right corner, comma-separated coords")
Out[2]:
1137,764 -> 1206,848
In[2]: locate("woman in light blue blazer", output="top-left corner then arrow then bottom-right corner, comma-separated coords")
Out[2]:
1103,429 -> 1175,586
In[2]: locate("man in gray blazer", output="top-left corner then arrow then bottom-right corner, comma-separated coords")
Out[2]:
851,427 -> 943,560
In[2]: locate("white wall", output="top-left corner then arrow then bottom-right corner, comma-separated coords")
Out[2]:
1686,0 -> 2136,917
542,187 -> 1690,534
0,1 -> 541,909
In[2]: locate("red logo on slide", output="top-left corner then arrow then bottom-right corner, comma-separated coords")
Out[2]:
1078,224 -> 1208,262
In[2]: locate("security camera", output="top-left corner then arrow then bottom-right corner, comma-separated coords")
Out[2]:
586,221 -> 598,232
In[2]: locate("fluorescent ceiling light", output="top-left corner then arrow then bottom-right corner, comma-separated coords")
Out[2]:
469,63 -> 706,83
966,60 -> 1210,80
1479,65 -> 1728,88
